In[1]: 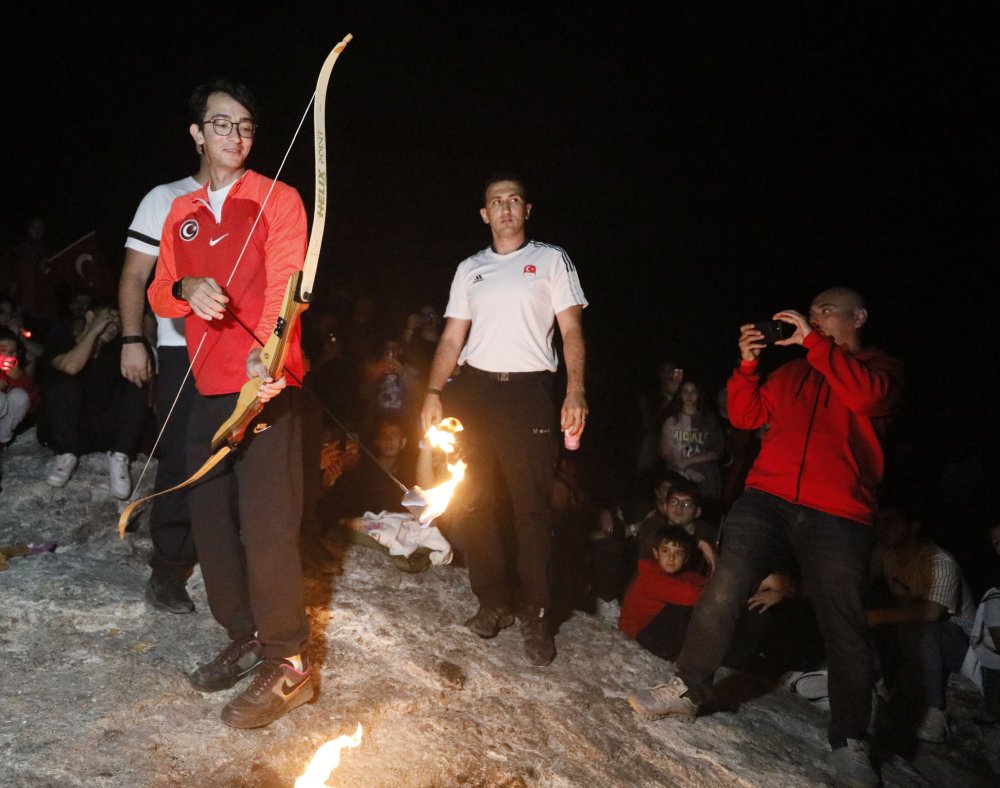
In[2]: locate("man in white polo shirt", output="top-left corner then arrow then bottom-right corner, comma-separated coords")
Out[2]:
119,150 -> 208,614
421,174 -> 588,665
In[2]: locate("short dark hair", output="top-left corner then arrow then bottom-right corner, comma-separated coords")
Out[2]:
87,295 -> 118,313
653,525 -> 696,559
375,414 -> 406,434
189,79 -> 259,125
653,468 -> 687,493
482,172 -> 528,206
668,478 -> 702,508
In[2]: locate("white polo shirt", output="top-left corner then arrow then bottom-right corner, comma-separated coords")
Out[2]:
445,240 -> 587,373
125,176 -> 200,347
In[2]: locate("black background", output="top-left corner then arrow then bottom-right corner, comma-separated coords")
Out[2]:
3,3 -> 998,503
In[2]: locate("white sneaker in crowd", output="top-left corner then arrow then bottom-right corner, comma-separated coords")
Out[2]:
45,453 -> 78,487
831,738 -> 879,788
107,451 -> 132,499
782,669 -> 830,711
594,598 -> 620,621
915,706 -> 948,743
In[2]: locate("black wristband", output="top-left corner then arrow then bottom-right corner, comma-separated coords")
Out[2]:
172,279 -> 185,300
121,336 -> 145,345
425,388 -> 442,397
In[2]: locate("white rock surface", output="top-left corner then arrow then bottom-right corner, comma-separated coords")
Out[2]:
1,427 -> 998,786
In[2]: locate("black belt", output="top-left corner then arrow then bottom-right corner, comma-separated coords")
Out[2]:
461,365 -> 551,382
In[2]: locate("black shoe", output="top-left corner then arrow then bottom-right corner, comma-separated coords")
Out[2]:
221,655 -> 314,729
464,604 -> 515,638
520,607 -> 555,666
146,576 -> 195,614
189,636 -> 262,692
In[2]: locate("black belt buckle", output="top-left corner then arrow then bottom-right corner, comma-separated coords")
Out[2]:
498,371 -> 509,382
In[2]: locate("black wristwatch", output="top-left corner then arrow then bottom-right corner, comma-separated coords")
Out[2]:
172,278 -> 185,300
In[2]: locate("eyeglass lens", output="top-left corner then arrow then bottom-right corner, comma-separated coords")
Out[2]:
208,118 -> 256,138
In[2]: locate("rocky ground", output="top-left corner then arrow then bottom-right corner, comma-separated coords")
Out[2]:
2,427 -> 999,787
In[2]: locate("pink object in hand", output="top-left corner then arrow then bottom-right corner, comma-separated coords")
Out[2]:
563,430 -> 581,451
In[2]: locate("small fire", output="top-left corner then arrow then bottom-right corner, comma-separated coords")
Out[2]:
295,723 -> 363,788
413,417 -> 467,525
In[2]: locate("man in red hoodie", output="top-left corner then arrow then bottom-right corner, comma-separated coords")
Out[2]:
148,79 -> 311,730
629,286 -> 903,788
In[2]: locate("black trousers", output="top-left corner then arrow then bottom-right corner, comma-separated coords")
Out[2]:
447,371 -> 559,611
38,366 -> 148,457
676,490 -> 874,748
186,388 -> 308,659
149,346 -> 198,581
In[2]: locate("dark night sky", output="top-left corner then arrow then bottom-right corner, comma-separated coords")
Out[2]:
3,3 -> 1000,482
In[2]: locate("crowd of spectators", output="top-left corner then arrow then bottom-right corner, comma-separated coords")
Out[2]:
3,226 -> 999,759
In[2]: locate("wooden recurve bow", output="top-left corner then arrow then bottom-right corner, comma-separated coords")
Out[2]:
119,34 -> 353,538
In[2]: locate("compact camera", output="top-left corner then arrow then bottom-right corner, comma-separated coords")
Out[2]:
753,320 -> 791,345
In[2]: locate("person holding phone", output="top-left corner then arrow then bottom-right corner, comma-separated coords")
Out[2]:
629,286 -> 904,788
0,326 -> 39,447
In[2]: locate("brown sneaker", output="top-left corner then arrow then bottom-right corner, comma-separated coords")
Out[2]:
221,655 -> 314,729
189,636 -> 261,692
464,604 -> 515,638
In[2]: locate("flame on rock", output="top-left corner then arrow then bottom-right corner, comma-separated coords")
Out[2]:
414,417 -> 467,525
295,723 -> 363,788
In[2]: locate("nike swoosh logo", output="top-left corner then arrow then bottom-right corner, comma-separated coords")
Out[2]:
281,678 -> 305,695
209,234 -> 229,247
252,423 -> 271,434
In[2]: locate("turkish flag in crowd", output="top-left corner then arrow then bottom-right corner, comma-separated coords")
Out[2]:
43,231 -> 115,301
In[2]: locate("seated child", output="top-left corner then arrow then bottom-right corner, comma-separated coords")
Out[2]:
620,523 -> 812,672
619,525 -> 707,661
0,325 -> 39,445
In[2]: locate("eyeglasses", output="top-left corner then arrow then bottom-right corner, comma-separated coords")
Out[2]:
202,117 -> 258,138
667,497 -> 696,510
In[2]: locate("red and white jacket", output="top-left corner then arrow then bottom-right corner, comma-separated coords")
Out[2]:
148,171 -> 307,395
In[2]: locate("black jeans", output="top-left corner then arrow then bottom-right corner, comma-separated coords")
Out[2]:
872,620 -> 969,710
38,366 -> 149,457
676,489 -> 875,748
149,346 -> 198,581
447,370 -> 559,612
186,389 -> 308,659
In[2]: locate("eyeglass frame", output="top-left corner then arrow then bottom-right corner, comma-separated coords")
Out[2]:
666,496 -> 697,510
201,116 -> 258,139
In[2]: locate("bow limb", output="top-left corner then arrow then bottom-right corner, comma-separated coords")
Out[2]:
300,32 -> 352,302
210,32 -> 353,450
118,446 -> 232,538
117,35 -> 352,539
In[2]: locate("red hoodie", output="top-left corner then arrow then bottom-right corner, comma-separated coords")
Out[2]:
619,559 -> 706,638
727,331 -> 903,525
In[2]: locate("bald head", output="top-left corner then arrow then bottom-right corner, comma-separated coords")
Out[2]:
821,286 -> 865,311
809,286 -> 868,350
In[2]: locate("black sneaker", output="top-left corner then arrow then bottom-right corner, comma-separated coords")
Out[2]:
221,655 -> 314,729
464,604 -> 515,638
520,607 -> 555,666
146,576 -> 195,614
189,636 -> 262,692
